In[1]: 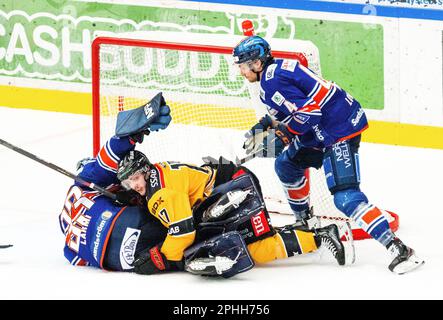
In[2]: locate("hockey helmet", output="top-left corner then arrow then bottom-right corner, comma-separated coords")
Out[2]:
233,35 -> 272,65
117,150 -> 151,183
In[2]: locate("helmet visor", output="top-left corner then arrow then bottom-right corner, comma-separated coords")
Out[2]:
120,169 -> 147,191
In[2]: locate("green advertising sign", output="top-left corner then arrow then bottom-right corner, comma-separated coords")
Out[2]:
0,0 -> 384,109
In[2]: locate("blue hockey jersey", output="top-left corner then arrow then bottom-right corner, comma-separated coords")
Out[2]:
58,136 -> 136,268
259,59 -> 368,148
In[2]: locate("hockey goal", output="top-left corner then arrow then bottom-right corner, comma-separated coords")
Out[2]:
91,35 -> 398,240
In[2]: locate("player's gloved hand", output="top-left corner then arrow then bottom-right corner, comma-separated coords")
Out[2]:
243,114 -> 274,155
128,104 -> 171,143
116,92 -> 172,143
274,123 -> 295,146
149,104 -> 172,132
132,245 -> 184,275
114,189 -> 146,207
256,129 -> 286,158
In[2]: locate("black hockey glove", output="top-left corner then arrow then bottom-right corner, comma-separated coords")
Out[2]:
132,245 -> 184,275
114,189 -> 146,207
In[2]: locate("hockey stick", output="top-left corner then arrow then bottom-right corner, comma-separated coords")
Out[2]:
0,245 -> 13,249
0,138 -> 117,200
235,136 -> 281,166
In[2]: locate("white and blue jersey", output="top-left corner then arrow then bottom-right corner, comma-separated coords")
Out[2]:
58,136 -> 137,269
259,59 -> 368,148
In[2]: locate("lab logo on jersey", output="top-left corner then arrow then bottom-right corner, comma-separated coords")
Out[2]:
120,228 -> 141,270
271,91 -> 285,106
265,64 -> 277,81
281,59 -> 297,72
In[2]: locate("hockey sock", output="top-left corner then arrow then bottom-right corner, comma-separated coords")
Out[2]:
247,229 -> 317,264
282,169 -> 311,221
351,204 -> 395,247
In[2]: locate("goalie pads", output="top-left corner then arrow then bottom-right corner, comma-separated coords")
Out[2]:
194,173 -> 274,245
184,231 -> 254,278
115,92 -> 171,138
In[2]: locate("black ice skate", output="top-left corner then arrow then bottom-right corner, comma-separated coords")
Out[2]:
387,238 -> 424,275
315,224 -> 346,266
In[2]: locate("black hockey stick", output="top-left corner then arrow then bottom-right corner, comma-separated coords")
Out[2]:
0,245 -> 13,249
0,138 -> 117,200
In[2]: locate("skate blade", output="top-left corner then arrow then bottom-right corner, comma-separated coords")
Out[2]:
392,255 -> 425,275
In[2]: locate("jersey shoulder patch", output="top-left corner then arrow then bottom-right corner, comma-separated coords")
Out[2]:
271,91 -> 286,106
280,59 -> 298,72
265,63 -> 277,81
146,164 -> 165,202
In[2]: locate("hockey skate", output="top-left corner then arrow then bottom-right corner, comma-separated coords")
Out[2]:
386,238 -> 424,275
315,224 -> 346,266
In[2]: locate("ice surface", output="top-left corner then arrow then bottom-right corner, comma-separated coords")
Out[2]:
0,106 -> 442,300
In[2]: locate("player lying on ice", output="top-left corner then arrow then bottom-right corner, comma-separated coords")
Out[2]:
59,93 -> 352,278
232,35 -> 424,274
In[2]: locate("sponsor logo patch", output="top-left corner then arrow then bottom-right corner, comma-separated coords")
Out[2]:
251,210 -> 271,236
120,228 -> 141,270
271,91 -> 285,106
265,64 -> 277,81
351,108 -> 365,127
281,59 -> 297,72
259,87 -> 266,100
294,113 -> 310,124
283,100 -> 297,113
313,124 -> 325,141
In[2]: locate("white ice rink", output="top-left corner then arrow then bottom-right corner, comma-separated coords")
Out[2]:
0,106 -> 442,300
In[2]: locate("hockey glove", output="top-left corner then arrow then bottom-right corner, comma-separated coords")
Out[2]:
132,245 -> 184,275
114,189 -> 146,207
116,92 -> 172,143
243,114 -> 274,155
274,123 -> 295,146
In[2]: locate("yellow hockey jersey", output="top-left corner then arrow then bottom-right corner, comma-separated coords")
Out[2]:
145,162 -> 216,261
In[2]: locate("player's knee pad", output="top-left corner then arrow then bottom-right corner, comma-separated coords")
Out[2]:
274,151 -> 306,183
323,137 -> 361,194
184,231 -> 254,278
333,189 -> 368,217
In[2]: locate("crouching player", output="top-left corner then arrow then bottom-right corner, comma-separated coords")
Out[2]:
118,151 -> 353,278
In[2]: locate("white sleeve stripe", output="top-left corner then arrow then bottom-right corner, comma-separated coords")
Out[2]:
319,85 -> 337,107
105,141 -> 120,163
97,156 -> 117,173
307,82 -> 320,98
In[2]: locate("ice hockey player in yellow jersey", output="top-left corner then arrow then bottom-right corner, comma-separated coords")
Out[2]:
117,151 -> 351,277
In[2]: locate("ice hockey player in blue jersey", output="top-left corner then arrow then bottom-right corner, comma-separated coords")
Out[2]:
233,35 -> 424,274
58,94 -> 174,271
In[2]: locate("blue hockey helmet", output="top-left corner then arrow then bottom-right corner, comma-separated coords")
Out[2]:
232,35 -> 272,65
